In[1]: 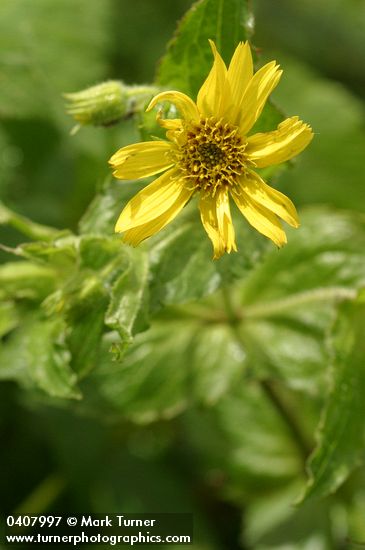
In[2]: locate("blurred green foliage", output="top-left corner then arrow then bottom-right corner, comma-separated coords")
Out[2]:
1,1 -> 365,549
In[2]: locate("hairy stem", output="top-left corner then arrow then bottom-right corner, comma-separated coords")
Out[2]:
0,201 -> 60,241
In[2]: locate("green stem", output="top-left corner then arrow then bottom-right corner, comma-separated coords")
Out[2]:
126,85 -> 161,117
14,473 -> 66,515
0,201 -> 60,241
127,85 -> 160,101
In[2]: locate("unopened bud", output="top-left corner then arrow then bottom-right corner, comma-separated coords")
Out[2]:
64,81 -> 160,134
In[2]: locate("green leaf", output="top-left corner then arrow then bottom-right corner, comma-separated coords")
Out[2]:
64,276 -> 109,378
0,315 -> 80,399
302,295 -> 365,501
148,214 -> 220,310
157,0 -> 253,96
240,307 -> 332,394
190,323 -> 246,405
236,208 -> 365,392
242,208 -> 365,304
44,235 -> 131,376
184,382 -> 303,501
84,316 -> 246,423
89,324 -> 191,423
244,482 -> 335,549
77,234 -> 124,272
105,247 -> 150,344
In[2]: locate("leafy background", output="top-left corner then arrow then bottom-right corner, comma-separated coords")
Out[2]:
1,0 -> 365,548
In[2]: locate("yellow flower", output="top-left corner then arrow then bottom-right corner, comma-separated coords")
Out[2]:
109,41 -> 313,259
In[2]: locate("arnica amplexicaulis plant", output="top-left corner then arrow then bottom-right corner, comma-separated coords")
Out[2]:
109,41 -> 313,259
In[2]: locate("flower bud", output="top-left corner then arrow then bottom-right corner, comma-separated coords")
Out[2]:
64,81 -> 159,134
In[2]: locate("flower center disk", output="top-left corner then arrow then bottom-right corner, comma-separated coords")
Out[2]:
198,143 -> 226,168
176,117 -> 247,194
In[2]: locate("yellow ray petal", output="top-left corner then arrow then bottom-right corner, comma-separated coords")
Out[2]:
147,91 -> 199,122
156,113 -> 187,146
231,187 -> 287,247
156,111 -> 182,131
115,169 -> 193,232
199,192 -> 224,259
215,188 -> 237,254
197,40 -> 231,118
246,116 -> 313,167
227,41 -> 253,122
109,141 -> 173,180
238,61 -> 282,135
123,185 -> 193,245
238,171 -> 299,228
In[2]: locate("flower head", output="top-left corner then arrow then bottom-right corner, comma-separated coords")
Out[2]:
109,41 -> 313,259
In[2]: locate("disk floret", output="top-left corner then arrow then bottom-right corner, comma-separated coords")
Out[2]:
177,117 -> 247,193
